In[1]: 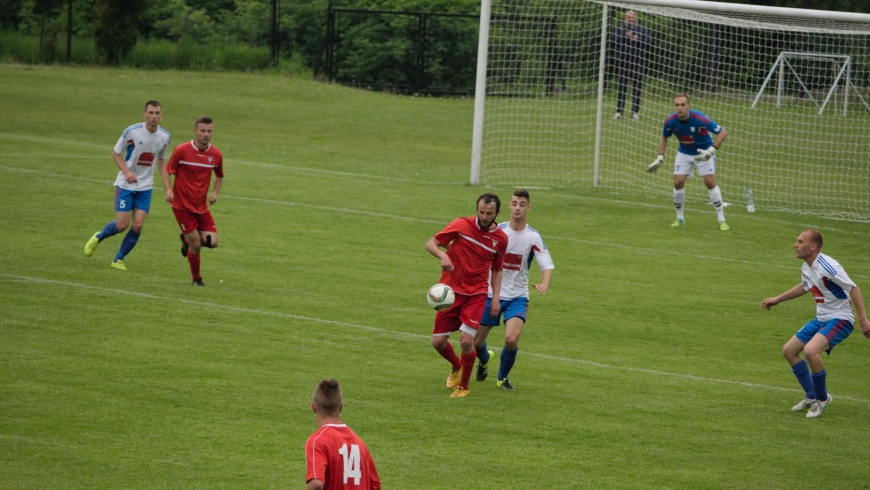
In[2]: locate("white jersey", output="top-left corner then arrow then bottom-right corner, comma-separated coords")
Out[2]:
112,123 -> 171,191
801,253 -> 856,323
488,222 -> 555,300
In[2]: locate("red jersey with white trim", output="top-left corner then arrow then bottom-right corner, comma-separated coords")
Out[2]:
305,424 -> 381,490
166,140 -> 224,214
434,217 -> 508,296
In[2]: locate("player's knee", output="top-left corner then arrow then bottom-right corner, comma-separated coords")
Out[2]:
505,338 -> 519,351
204,234 -> 218,248
432,336 -> 447,350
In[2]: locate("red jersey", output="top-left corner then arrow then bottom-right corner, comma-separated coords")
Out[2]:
166,140 -> 224,214
305,424 -> 381,490
434,217 -> 508,296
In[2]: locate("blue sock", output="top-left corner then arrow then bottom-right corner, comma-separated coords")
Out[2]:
475,342 -> 490,364
811,369 -> 827,402
792,360 -> 816,399
97,222 -> 119,241
498,346 -> 518,381
115,229 -> 140,261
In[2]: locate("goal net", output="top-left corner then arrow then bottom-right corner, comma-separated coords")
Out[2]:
472,0 -> 870,222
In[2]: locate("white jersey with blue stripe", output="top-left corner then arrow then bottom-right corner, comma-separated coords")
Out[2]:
801,253 -> 856,322
488,223 -> 555,300
113,124 -> 171,191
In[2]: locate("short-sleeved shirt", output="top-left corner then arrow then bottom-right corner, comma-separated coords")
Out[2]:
112,124 -> 171,191
801,253 -> 856,323
166,141 -> 224,214
489,223 -> 555,300
305,424 -> 381,490
662,110 -> 722,154
434,217 -> 508,296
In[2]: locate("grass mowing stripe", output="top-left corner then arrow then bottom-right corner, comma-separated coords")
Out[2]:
5,272 -> 868,405
3,163 -> 869,279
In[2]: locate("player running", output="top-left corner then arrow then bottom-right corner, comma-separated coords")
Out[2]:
161,116 -> 224,286
426,193 -> 508,398
305,378 -> 381,490
761,229 -> 870,418
84,101 -> 171,270
646,93 -> 729,230
474,190 -> 554,391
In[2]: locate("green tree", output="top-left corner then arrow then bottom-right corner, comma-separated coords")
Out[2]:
94,0 -> 147,64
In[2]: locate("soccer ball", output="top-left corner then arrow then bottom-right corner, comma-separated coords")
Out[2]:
427,283 -> 455,311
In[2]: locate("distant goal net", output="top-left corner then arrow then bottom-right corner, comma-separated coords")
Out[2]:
471,0 -> 870,222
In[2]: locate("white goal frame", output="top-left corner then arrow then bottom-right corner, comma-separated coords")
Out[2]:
469,0 -> 870,220
752,52 -> 870,115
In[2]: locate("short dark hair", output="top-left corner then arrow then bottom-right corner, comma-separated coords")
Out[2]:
477,193 -> 501,212
513,189 -> 530,202
144,100 -> 161,111
312,378 -> 342,416
803,229 -> 823,249
674,93 -> 690,103
194,116 -> 213,129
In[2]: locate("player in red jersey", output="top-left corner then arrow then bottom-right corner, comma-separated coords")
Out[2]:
305,379 -> 381,490
161,116 -> 224,286
425,193 -> 508,398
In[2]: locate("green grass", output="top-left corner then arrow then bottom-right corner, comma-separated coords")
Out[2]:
2,63 -> 870,489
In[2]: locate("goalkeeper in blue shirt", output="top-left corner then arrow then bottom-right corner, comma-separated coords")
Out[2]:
646,94 -> 729,230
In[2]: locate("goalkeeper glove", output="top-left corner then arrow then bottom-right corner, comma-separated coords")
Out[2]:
695,146 -> 716,162
646,154 -> 664,173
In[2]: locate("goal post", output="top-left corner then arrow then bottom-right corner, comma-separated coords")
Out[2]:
470,0 -> 870,221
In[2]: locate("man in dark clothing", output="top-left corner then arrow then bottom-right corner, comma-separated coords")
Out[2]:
611,10 -> 653,120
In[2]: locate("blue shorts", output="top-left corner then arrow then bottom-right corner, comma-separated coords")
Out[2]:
795,317 -> 853,353
115,187 -> 152,213
480,297 -> 529,327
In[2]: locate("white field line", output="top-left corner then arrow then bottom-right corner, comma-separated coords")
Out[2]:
1,164 -> 869,280
3,273 -> 867,405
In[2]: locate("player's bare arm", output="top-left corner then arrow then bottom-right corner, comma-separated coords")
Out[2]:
161,167 -> 174,202
761,283 -> 807,310
305,478 -> 324,490
489,269 -> 503,318
425,237 -> 454,271
112,151 -> 137,184
533,268 -> 553,295
209,176 -> 223,206
847,286 -> 870,338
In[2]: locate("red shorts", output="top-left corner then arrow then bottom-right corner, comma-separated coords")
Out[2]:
433,293 -> 486,335
172,207 -> 218,234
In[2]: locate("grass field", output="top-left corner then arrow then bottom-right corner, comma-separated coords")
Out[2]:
2,64 -> 870,489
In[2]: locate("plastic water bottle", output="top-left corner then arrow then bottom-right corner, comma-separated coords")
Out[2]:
745,187 -> 756,213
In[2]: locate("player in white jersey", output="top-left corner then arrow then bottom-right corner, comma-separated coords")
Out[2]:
84,101 -> 171,270
762,229 -> 870,418
474,190 -> 554,391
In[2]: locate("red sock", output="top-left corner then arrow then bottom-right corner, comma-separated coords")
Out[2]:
188,252 -> 201,280
437,342 -> 461,371
459,350 -> 475,390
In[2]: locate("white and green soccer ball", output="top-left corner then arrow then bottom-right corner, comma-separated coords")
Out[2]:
427,283 -> 455,311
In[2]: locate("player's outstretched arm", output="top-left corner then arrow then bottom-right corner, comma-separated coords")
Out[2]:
533,268 -> 552,295
761,283 -> 806,310
425,237 -> 453,272
646,136 -> 668,173
848,286 -> 870,338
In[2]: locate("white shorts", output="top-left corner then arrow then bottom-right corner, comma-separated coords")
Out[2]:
673,151 -> 716,177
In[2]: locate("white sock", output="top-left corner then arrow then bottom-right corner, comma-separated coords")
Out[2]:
674,188 -> 685,220
708,186 -> 725,222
